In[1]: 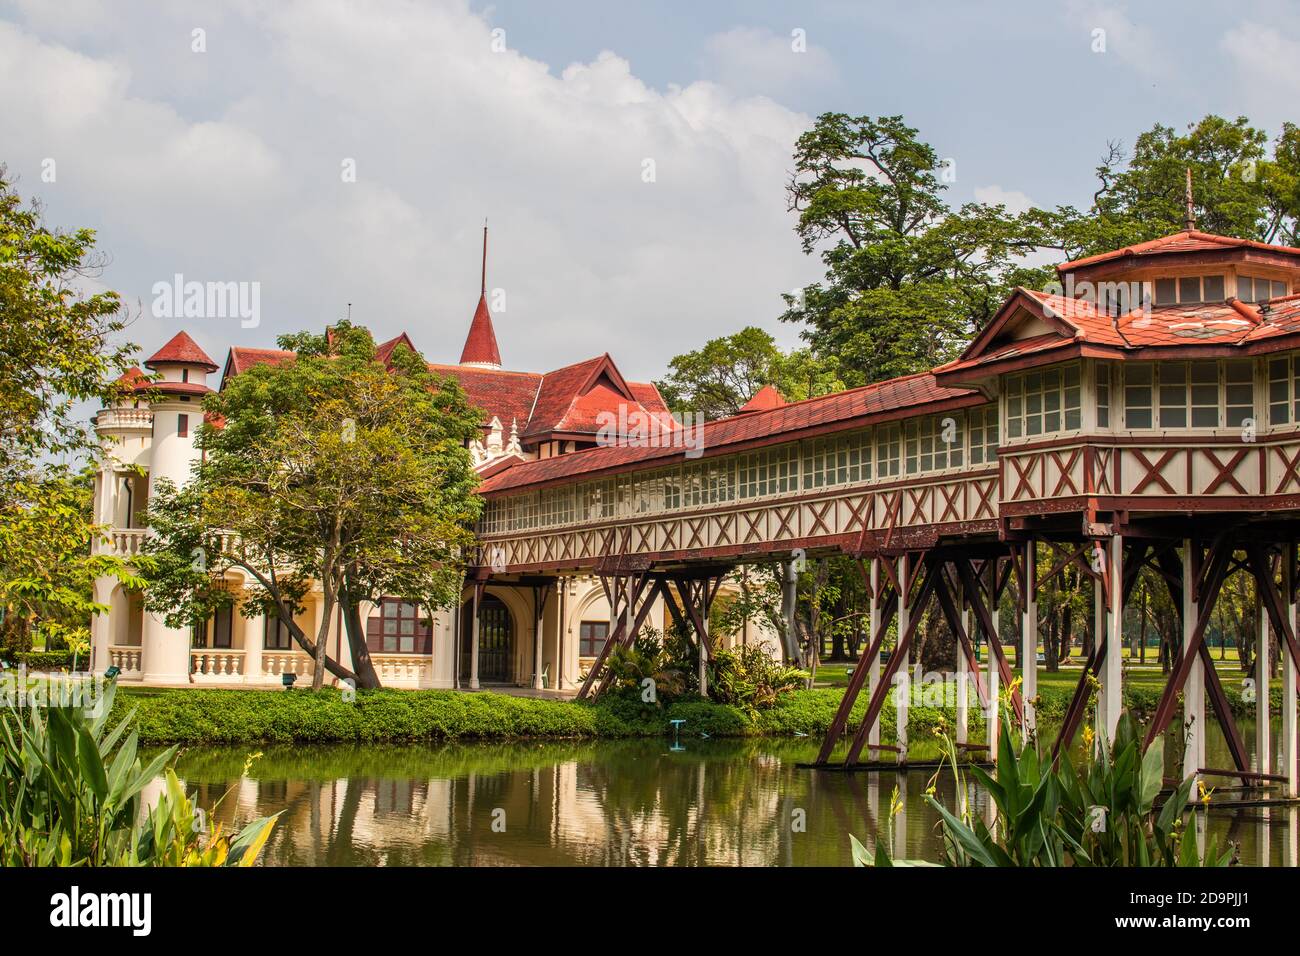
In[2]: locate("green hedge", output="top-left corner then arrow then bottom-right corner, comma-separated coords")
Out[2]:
8,650 -> 89,672
104,677 -> 1292,746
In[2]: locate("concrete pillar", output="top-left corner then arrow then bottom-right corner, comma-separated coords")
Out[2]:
91,577 -> 115,672
1256,598 -> 1271,775
554,581 -> 567,691
469,587 -> 481,690
1101,534 -> 1124,741
141,610 -> 191,685
1093,548 -> 1108,747
533,588 -> 546,690
986,651 -> 1000,751
1183,539 -> 1205,780
243,604 -> 264,684
1021,542 -> 1038,734
956,597 -> 969,748
867,558 -> 882,751
697,590 -> 709,700
895,555 -> 910,759
783,560 -> 799,663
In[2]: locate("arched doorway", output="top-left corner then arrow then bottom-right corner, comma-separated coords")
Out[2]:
460,595 -> 515,684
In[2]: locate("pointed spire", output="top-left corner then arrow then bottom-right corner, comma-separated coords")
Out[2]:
460,221 -> 503,368
1185,168 -> 1196,232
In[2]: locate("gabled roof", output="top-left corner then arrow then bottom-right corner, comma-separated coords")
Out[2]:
479,373 -> 980,495
145,331 -> 217,371
460,294 -> 502,367
738,384 -> 788,413
376,332 -> 417,364
523,354 -> 662,441
1060,230 -> 1300,272
221,346 -> 295,389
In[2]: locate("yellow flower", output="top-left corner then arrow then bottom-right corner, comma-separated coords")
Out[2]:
1082,725 -> 1095,749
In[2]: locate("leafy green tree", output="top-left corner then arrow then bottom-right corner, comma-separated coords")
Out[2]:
781,114 -> 1056,385
0,171 -> 138,655
139,322 -> 482,690
654,327 -> 844,418
1055,115 -> 1300,258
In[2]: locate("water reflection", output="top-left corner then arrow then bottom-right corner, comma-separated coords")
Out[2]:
160,728 -> 1298,867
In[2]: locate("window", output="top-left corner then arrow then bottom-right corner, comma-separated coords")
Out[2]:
177,413 -> 189,438
181,368 -> 189,383
1096,364 -> 1111,427
1268,355 -> 1300,425
1240,275 -> 1289,303
968,405 -> 998,465
1124,363 -> 1154,428
802,432 -> 871,490
905,414 -> 965,475
367,599 -> 430,654
738,446 -> 798,499
191,606 -> 233,648
1005,365 -> 1081,439
875,423 -> 901,478
1224,360 -> 1254,427
1154,275 -> 1226,305
264,612 -> 293,650
579,621 -> 609,658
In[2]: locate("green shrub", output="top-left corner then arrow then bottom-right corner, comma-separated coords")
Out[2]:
11,650 -> 88,672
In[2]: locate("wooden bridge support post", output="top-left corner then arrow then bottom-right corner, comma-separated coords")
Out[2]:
1256,591 -> 1271,775
1021,541 -> 1038,734
1182,538 -> 1206,779
1286,549 -> 1299,797
895,555 -> 912,759
867,558 -> 883,752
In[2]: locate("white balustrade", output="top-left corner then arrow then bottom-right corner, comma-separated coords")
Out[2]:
371,654 -> 431,687
108,645 -> 143,677
261,653 -> 315,680
190,649 -> 246,681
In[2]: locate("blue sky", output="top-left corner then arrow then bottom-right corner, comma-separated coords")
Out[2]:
1,0 -> 1297,383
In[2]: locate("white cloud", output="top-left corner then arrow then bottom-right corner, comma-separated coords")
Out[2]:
1065,1 -> 1170,78
973,185 -> 1035,215
700,26 -> 837,99
0,0 -> 818,380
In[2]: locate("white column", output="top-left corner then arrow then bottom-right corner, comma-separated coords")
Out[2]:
1093,545 -> 1108,746
867,558 -> 882,751
1183,539 -> 1205,780
895,555 -> 910,759
141,610 -> 191,685
1022,542 -> 1038,734
91,577 -> 115,672
956,598 -> 969,748
697,592 -> 709,700
986,651 -> 1000,751
1256,599 -> 1271,775
242,605 -> 264,684
533,589 -> 545,690
469,587 -> 481,690
1101,534 -> 1124,741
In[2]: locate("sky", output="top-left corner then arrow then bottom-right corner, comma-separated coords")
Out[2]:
2,0 -> 1299,384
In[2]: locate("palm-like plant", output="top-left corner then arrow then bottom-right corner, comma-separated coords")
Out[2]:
0,681 -> 277,866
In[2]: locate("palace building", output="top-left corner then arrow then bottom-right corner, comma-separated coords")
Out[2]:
91,227 -> 1300,794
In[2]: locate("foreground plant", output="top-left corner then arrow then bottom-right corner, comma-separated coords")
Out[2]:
852,710 -> 1234,867
0,681 -> 278,866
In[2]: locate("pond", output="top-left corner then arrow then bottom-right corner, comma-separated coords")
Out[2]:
163,719 -> 1298,866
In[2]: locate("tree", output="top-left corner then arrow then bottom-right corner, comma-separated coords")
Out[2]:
655,327 -> 844,418
780,114 -> 1056,385
1054,115 -> 1300,259
0,171 -> 138,655
140,322 -> 482,690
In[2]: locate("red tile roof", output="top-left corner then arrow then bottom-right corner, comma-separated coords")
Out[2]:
460,295 -> 502,366
427,363 -> 542,431
738,384 -> 788,413
145,331 -> 217,371
1060,230 -> 1300,272
478,373 -> 979,495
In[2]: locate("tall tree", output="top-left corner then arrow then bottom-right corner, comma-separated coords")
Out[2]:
140,322 -> 482,689
654,327 -> 844,418
0,171 -> 138,652
781,114 -> 1056,385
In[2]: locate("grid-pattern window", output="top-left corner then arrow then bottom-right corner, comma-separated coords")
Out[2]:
1005,365 -> 1081,439
1268,355 -> 1300,425
968,405 -> 998,465
367,600 -> 430,654
1155,275 -> 1226,305
1123,363 -> 1154,428
1240,275 -> 1289,303
738,446 -> 798,499
801,432 -> 871,490
191,606 -> 233,649
905,414 -> 965,475
1096,364 -> 1111,428
1224,360 -> 1254,427
264,612 -> 293,650
579,621 -> 609,658
875,423 -> 901,478
1157,361 -> 1220,428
